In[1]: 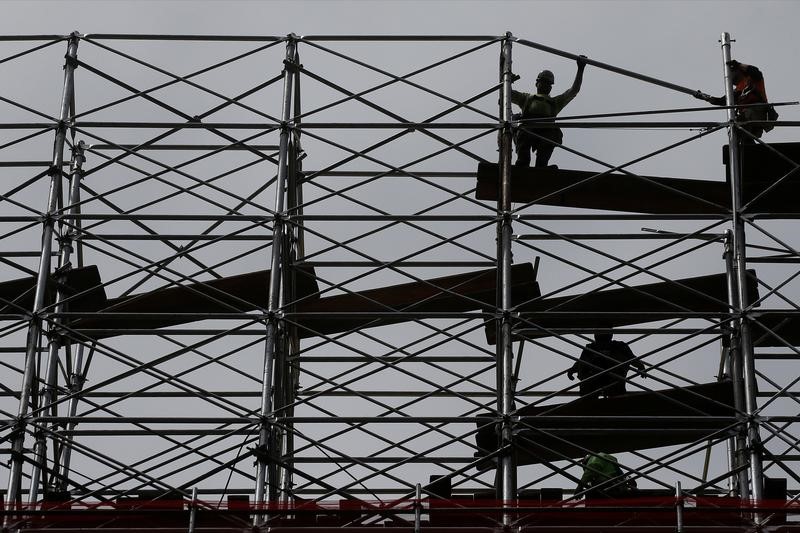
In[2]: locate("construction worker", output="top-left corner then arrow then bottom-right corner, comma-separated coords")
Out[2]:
567,332 -> 646,398
577,452 -> 637,499
696,60 -> 777,140
511,56 -> 587,168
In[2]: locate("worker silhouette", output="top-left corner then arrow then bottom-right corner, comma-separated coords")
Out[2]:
511,56 -> 586,168
696,59 -> 777,141
577,452 -> 637,500
567,332 -> 646,399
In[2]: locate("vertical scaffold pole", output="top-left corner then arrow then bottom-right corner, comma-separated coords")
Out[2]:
497,32 -> 517,517
4,32 -> 79,514
723,230 -> 750,498
29,141 -> 87,503
720,31 -> 763,503
278,41 -> 304,503
254,34 -> 296,517
53,140 -> 88,493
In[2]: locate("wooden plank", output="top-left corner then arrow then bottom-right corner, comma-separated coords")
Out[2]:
0,265 -> 106,315
723,142 -> 800,212
475,381 -> 735,465
73,267 -> 319,339
484,270 -> 758,344
295,263 -> 539,338
750,314 -> 800,347
72,264 -> 539,340
476,162 -> 729,214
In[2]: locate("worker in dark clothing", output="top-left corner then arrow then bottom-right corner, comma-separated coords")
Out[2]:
511,56 -> 587,168
566,333 -> 608,399
696,60 -> 776,140
567,332 -> 646,399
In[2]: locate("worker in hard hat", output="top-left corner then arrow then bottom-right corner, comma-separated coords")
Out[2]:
577,452 -> 637,499
511,56 -> 587,168
696,59 -> 777,140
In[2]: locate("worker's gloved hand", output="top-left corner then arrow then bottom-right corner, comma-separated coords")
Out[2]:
567,370 -> 575,381
693,90 -> 712,102
511,73 -> 521,83
577,55 -> 588,68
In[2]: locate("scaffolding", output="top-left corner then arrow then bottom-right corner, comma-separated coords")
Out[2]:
0,32 -> 799,531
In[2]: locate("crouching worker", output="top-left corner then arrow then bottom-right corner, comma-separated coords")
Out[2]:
577,452 -> 637,500
511,55 -> 587,168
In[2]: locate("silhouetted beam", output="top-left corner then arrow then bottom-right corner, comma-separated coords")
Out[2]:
0,265 -> 106,316
750,314 -> 800,347
476,162 -> 729,214
73,268 -> 319,339
723,142 -> 800,212
475,381 -> 735,466
294,263 -> 540,339
74,263 -> 536,340
485,270 -> 758,344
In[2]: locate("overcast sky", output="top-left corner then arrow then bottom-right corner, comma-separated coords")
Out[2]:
5,0 -> 797,153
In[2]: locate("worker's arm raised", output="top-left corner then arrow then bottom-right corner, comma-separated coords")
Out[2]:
564,55 -> 588,100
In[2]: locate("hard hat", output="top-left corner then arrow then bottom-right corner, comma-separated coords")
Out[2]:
536,69 -> 555,84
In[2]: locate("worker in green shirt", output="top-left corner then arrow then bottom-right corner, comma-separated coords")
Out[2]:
511,56 -> 587,168
577,452 -> 637,499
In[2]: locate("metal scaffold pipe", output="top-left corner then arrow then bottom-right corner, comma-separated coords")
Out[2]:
254,34 -> 297,517
277,40 -> 304,503
513,36 -> 704,97
28,141 -> 87,503
498,32 -> 516,520
720,31 -> 764,503
53,141 -> 89,493
723,230 -> 749,499
4,32 -> 79,517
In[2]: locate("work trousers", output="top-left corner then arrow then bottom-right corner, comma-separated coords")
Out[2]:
514,126 -> 563,168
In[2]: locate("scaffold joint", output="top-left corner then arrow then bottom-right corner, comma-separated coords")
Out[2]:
45,326 -> 65,344
250,443 -> 271,464
63,54 -> 79,69
55,118 -> 71,135
265,310 -> 284,321
283,58 -> 302,73
68,373 -> 85,391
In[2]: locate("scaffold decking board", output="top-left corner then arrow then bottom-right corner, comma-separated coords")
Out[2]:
723,142 -> 800,212
73,267 -> 319,339
68,264 -> 537,340
475,380 -> 735,465
751,314 -> 800,347
484,270 -> 758,344
0,265 -> 107,316
295,262 -> 540,338
475,162 -> 729,214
